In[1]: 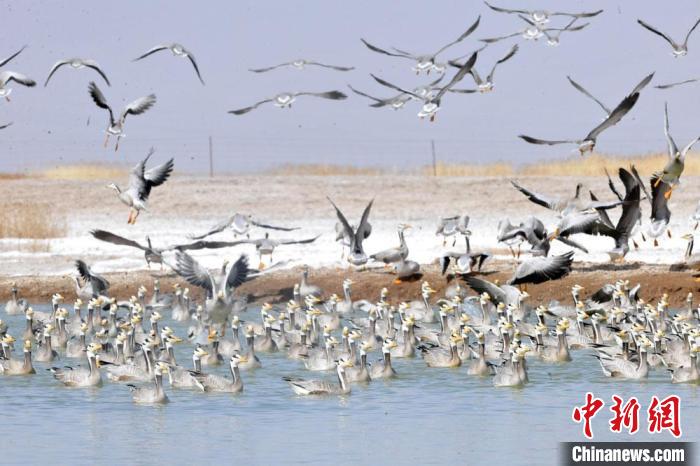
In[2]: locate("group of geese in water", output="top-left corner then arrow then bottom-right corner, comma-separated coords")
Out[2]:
3,257 -> 700,404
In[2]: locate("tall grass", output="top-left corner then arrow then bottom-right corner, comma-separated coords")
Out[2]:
0,203 -> 65,252
263,152 -> 700,177
40,164 -> 127,180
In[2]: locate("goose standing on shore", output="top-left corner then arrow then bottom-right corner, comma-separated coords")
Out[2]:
107,148 -> 174,224
370,224 -> 411,264
88,81 -> 156,151
133,43 -> 205,84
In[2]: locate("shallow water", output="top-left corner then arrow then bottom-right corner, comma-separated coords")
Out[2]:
1,304 -> 698,465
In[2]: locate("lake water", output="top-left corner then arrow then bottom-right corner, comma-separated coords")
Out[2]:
1,303 -> 698,465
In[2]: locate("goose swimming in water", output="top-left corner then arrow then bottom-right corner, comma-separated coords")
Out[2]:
192,353 -> 245,393
50,343 -> 103,387
0,338 -> 35,376
88,81 -> 156,151
283,358 -> 353,396
133,43 -> 205,84
370,338 -> 398,379
127,362 -> 170,404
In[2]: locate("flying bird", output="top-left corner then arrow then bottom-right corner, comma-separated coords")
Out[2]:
107,148 -> 174,224
566,72 -> 654,116
228,91 -> 347,115
249,59 -> 354,73
360,16 -> 480,74
133,43 -> 204,84
44,58 -> 110,87
449,44 -> 518,93
654,78 -> 699,90
519,73 -> 653,155
0,122 -> 12,130
0,71 -> 35,102
74,260 -> 110,299
481,16 -> 590,44
483,2 -> 602,25
637,18 -> 700,57
654,103 -> 700,198
348,76 -> 444,109
88,81 -> 156,151
370,50 -> 478,121
328,197 -> 373,266
233,232 -> 321,269
189,214 -> 299,240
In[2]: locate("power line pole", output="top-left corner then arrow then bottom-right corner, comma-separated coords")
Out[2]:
431,139 -> 437,177
209,136 -> 214,178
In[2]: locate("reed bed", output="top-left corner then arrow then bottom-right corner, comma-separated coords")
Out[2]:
0,203 -> 65,252
39,164 -> 128,180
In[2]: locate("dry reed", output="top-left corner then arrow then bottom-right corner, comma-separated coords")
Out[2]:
39,164 -> 128,180
0,203 -> 65,253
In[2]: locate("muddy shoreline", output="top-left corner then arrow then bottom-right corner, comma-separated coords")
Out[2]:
2,261 -> 698,308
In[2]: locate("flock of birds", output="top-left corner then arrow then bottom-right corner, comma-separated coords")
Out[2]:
3,4 -> 700,402
3,262 -> 700,402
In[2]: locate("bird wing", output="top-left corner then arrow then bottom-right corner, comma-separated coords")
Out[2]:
681,137 -> 700,157
127,148 -> 153,199
664,102 -> 680,156
518,135 -> 577,146
88,81 -> 114,124
295,90 -> 347,100
0,45 -> 26,68
558,212 -> 601,236
613,184 -> 641,246
0,71 -> 36,87
486,44 -> 518,83
248,62 -> 292,73
483,1 -> 529,15
357,198 -> 374,241
168,239 -> 251,251
186,53 -> 205,84
554,236 -> 589,253
225,255 -> 250,289
0,122 -> 12,130
566,76 -> 611,115
510,180 -> 559,210
327,197 -> 356,241
370,75 -> 421,99
479,32 -> 521,44
650,174 -> 672,223
188,216 -> 236,240
433,15 -> 481,56
637,19 -> 677,47
77,60 -> 111,87
508,252 -> 574,285
174,252 -> 213,292
75,259 -> 110,290
360,39 -> 414,59
307,61 -> 354,71
604,168 -> 623,201
654,78 -> 699,90
434,51 -> 479,101
585,92 -> 640,141
347,85 -> 384,104
144,158 -> 174,188
44,59 -> 70,87
683,17 -> 700,46
553,9 -> 603,19
463,276 -> 507,305
277,235 -> 321,245
630,72 -> 655,95
120,94 -> 156,122
133,45 -> 170,61
90,229 -> 147,251
630,165 -> 652,208
228,98 -> 274,115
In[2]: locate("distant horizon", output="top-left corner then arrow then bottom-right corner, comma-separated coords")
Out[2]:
1,0 -> 699,174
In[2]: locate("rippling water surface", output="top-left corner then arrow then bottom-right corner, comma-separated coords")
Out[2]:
1,304 -> 698,465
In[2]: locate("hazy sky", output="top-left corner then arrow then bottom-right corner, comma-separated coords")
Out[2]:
1,0 -> 699,173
